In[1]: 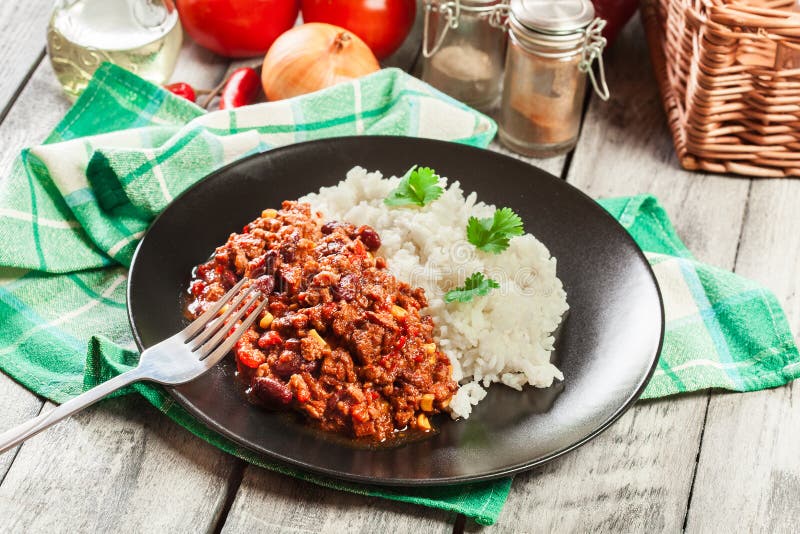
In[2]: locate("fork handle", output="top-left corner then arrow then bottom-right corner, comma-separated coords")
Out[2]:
0,367 -> 147,454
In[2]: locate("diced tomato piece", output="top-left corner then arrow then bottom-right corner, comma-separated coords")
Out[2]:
258,330 -> 282,348
237,348 -> 265,368
322,302 -> 337,318
190,280 -> 206,297
351,404 -> 370,423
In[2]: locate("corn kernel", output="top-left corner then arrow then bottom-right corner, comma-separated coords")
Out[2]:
417,413 -> 432,431
259,311 -> 274,330
391,305 -> 408,319
423,343 -> 436,355
420,394 -> 435,412
261,208 -> 278,219
308,329 -> 327,347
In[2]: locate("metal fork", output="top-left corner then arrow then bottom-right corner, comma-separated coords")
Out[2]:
0,278 -> 266,454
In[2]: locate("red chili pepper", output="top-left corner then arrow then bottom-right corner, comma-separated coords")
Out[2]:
220,67 -> 260,110
395,335 -> 407,351
164,82 -> 196,102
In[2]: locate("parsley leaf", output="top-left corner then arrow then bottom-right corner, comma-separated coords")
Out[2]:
444,272 -> 500,303
384,166 -> 444,207
466,207 -> 524,254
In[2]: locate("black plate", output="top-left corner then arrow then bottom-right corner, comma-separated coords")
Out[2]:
128,136 -> 663,486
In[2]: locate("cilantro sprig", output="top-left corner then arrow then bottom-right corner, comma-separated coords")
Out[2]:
384,166 -> 444,207
466,207 -> 524,254
444,272 -> 500,303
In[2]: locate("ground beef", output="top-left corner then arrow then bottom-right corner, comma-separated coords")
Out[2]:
186,201 -> 457,442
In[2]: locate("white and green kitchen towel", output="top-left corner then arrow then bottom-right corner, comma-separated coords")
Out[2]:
0,63 -> 797,525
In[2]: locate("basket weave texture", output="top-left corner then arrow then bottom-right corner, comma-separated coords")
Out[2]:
642,0 -> 800,177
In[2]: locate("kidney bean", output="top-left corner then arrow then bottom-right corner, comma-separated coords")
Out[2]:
222,269 -> 238,289
252,377 -> 292,407
284,337 -> 301,352
248,256 -> 266,278
273,350 -> 303,377
254,274 -> 275,294
264,249 -> 278,274
321,221 -> 343,234
356,226 -> 381,251
334,274 -> 357,302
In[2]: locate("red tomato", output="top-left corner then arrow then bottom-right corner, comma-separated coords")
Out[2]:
590,0 -> 638,45
300,0 -> 416,60
176,0 -> 300,58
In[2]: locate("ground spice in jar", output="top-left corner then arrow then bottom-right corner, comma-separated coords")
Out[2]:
504,40 -> 586,149
421,0 -> 509,111
426,44 -> 496,105
498,0 -> 609,157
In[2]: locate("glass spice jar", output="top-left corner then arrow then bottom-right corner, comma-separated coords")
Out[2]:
498,0 -> 609,157
420,0 -> 510,111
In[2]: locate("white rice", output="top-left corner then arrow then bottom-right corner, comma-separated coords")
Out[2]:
300,167 -> 569,419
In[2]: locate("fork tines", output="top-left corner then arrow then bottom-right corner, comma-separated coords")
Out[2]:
184,279 -> 266,362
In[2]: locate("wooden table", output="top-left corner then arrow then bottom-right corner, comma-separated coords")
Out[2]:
2,4 -> 799,532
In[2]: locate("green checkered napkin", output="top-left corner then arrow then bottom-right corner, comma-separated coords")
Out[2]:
0,63 -> 797,525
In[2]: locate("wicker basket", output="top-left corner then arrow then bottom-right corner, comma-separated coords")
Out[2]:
642,0 -> 800,177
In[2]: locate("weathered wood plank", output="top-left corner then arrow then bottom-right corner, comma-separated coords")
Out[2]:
0,58 -> 73,484
0,40 -> 238,533
0,397 -> 235,533
482,19 -> 751,532
0,61 -> 71,173
221,466 -> 454,534
0,376 -> 41,482
686,178 -> 800,534
0,0 -> 52,121
170,36 -> 233,89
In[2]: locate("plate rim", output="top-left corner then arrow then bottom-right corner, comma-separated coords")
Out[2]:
127,135 -> 665,486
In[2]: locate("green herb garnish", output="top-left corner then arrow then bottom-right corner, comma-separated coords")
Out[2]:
466,207 -> 524,254
444,272 -> 500,303
384,166 -> 444,207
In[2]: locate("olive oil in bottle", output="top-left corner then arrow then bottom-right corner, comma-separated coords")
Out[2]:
46,0 -> 182,101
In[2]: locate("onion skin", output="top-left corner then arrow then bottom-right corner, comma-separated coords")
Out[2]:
261,23 -> 380,101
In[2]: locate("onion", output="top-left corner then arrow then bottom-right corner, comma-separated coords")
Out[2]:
261,23 -> 380,101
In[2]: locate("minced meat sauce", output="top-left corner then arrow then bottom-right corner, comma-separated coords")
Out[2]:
186,201 -> 457,442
